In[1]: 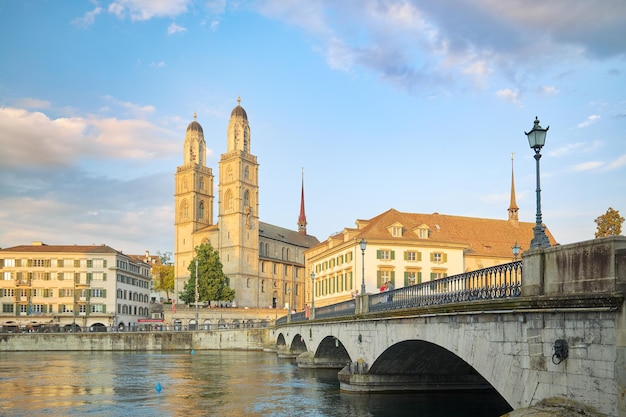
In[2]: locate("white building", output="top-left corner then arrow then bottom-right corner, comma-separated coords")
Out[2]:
0,242 -> 152,331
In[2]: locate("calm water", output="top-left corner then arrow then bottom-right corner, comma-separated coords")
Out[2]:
0,350 -> 512,416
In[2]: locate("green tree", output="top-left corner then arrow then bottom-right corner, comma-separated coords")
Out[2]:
594,207 -> 624,238
179,242 -> 235,304
152,263 -> 174,301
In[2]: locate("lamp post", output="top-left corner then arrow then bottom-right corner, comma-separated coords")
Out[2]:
525,117 -> 551,249
194,259 -> 199,330
310,272 -> 316,311
359,238 -> 367,295
512,241 -> 521,261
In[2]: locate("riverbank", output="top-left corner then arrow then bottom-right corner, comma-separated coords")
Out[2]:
0,328 -> 271,351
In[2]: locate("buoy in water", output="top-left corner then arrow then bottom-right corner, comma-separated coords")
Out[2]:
155,382 -> 163,393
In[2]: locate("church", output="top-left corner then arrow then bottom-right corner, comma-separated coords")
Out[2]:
173,99 -> 319,309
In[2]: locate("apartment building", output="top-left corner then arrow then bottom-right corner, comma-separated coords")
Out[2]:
0,242 -> 152,331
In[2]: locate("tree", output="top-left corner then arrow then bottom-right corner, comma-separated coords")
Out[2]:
152,263 -> 174,301
179,242 -> 235,305
594,207 -> 624,238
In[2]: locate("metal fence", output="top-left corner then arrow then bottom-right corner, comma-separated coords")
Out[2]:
369,260 -> 522,312
277,261 -> 523,323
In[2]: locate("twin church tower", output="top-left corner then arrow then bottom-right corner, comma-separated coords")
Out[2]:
174,99 -> 318,309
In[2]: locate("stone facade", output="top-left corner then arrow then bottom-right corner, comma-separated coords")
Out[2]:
174,100 -> 319,309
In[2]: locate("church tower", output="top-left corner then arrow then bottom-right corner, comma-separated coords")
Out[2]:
508,153 -> 519,223
298,169 -> 307,234
217,98 -> 260,306
174,114 -> 215,292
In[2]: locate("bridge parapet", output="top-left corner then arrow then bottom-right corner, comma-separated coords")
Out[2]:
523,235 -> 626,297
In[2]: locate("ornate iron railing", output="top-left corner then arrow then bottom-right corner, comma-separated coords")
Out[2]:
275,261 -> 522,323
315,299 -> 356,320
369,261 -> 522,312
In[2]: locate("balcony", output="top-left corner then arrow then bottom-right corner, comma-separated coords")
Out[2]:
15,280 -> 30,287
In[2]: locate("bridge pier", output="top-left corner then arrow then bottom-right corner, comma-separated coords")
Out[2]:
296,351 -> 349,369
338,362 -> 492,392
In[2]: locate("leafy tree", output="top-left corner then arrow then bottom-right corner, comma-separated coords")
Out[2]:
179,242 -> 235,304
152,263 -> 174,301
594,207 -> 624,238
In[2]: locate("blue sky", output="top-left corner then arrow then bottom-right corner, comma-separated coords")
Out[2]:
0,0 -> 625,255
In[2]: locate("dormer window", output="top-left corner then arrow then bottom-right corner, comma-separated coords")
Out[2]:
415,224 -> 430,239
386,222 -> 404,237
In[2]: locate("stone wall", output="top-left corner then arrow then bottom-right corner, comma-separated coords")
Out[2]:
0,328 -> 271,351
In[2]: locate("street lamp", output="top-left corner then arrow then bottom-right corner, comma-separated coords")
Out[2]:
310,272 -> 316,310
359,238 -> 367,295
512,241 -> 521,261
525,117 -> 551,249
194,259 -> 199,330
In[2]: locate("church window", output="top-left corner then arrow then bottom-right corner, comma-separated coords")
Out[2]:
244,190 -> 250,208
198,201 -> 205,220
265,243 -> 269,257
225,190 -> 233,211
243,130 -> 249,152
199,177 -> 204,190
244,166 -> 249,179
180,200 -> 189,219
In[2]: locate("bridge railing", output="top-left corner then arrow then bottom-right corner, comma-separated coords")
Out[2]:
275,261 -> 523,324
315,299 -> 356,320
369,260 -> 522,312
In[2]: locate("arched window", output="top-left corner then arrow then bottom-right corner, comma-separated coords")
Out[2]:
199,201 -> 205,219
244,190 -> 250,208
180,200 -> 189,219
199,177 -> 204,190
243,130 -> 249,152
265,243 -> 269,257
225,190 -> 233,211
244,166 -> 249,179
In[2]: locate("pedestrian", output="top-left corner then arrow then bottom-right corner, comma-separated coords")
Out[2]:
387,280 -> 394,302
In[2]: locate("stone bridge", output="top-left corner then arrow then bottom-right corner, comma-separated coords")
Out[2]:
273,237 -> 626,417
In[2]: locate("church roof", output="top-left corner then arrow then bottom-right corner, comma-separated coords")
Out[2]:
186,112 -> 203,134
259,221 -> 319,248
327,208 -> 557,259
230,97 -> 248,120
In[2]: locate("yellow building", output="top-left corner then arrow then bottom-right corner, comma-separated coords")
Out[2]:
174,99 -> 319,309
0,241 -> 152,330
305,157 -> 556,307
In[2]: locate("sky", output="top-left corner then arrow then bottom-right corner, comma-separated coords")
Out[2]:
0,0 -> 625,256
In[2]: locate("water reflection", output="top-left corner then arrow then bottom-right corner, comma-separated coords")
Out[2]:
0,351 -> 511,416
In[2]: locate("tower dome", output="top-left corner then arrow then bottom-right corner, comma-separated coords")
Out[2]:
230,97 -> 248,120
186,112 -> 203,134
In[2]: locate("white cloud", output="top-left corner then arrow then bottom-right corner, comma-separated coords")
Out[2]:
541,86 -> 559,95
108,0 -> 191,21
13,98 -> 51,109
605,154 -> 626,170
150,61 -> 166,68
167,22 -> 187,35
572,161 -> 604,171
210,20 -> 220,31
577,114 -> 601,128
495,88 -> 521,105
72,6 -> 104,28
0,106 -> 178,169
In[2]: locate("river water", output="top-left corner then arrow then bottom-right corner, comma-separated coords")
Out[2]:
0,350 -> 512,416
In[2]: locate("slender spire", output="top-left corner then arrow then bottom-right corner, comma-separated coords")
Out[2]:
298,168 -> 308,234
508,152 -> 519,222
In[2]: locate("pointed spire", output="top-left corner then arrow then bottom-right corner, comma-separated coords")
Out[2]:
508,152 -> 519,222
298,168 -> 308,234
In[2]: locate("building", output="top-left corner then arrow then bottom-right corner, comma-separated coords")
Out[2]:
305,156 -> 557,307
0,242 -> 152,330
174,99 -> 319,309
